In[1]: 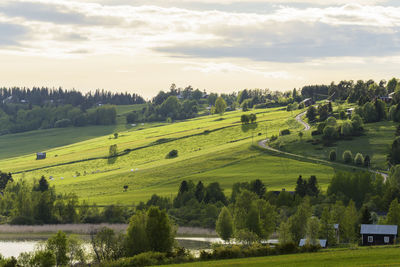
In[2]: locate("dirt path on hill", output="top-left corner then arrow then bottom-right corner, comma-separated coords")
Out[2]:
258,111 -> 388,181
295,111 -> 310,131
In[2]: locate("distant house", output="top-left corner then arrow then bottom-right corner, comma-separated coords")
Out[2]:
380,96 -> 393,103
301,98 -> 314,107
360,224 -> 398,246
299,239 -> 327,248
36,152 -> 46,160
346,108 -> 355,117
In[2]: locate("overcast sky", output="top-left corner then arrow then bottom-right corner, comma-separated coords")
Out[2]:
0,0 -> 399,98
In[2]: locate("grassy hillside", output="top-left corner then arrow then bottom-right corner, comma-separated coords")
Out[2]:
0,104 -> 147,160
1,103 -> 392,204
166,246 -> 400,267
0,106 -> 340,204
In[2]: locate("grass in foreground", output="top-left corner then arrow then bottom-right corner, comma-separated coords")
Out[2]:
166,246 -> 400,267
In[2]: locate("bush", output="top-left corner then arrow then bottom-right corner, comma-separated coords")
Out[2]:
351,114 -> 364,132
30,250 -> 56,267
326,117 -> 337,126
316,122 -> 326,134
354,153 -> 364,165
343,150 -> 353,164
104,252 -> 167,267
241,114 -> 250,124
329,150 -> 336,161
311,130 -> 320,136
276,242 -> 298,254
280,129 -> 291,136
54,119 -> 71,128
270,135 -> 278,141
213,245 -> 243,259
322,126 -> 338,140
300,244 -> 321,253
341,121 -> 353,137
166,149 -> 178,159
254,103 -> 267,109
10,216 -> 35,225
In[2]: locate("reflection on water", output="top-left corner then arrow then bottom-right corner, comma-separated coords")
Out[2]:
0,240 -> 38,258
0,237 -> 221,258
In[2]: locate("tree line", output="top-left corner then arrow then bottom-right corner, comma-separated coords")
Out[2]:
0,104 -> 117,134
0,87 -> 144,107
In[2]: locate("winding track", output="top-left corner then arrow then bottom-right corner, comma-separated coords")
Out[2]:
258,111 -> 388,181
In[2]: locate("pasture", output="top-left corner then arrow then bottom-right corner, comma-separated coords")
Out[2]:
0,106 -> 339,204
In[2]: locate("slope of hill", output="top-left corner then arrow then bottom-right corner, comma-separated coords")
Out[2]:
0,106 -> 340,204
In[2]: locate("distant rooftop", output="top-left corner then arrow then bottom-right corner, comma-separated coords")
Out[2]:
360,224 -> 397,235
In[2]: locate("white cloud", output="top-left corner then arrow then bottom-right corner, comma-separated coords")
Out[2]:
181,61 -> 292,79
0,0 -> 399,62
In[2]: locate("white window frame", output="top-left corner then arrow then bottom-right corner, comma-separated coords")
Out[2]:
368,236 -> 373,243
384,236 -> 389,243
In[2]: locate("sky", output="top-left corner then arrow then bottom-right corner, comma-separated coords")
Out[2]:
0,0 -> 399,98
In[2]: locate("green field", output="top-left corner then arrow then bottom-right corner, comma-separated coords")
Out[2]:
166,246 -> 400,267
0,104 -> 149,160
0,105 -> 378,204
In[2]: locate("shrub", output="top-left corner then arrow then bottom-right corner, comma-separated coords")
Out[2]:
104,252 -> 167,267
199,250 -> 212,260
329,150 -> 336,161
54,119 -> 71,128
343,150 -> 353,164
317,122 -> 326,134
280,129 -> 291,136
354,153 -> 364,165
322,126 -> 338,140
166,149 -> 178,159
241,114 -> 250,124
30,250 -> 56,267
254,103 -> 267,109
249,114 -> 257,123
213,245 -> 243,259
300,244 -> 321,253
10,216 -> 35,225
364,155 -> 371,167
311,130 -> 320,136
276,242 -> 298,254
270,135 -> 278,141
351,114 -> 364,132
341,121 -> 353,137
326,117 -> 337,126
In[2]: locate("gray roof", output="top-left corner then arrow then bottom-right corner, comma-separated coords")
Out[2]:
360,224 -> 398,235
299,239 -> 327,248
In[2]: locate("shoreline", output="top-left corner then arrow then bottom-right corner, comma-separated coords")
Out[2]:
0,224 -> 217,239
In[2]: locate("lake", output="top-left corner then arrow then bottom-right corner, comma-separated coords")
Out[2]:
0,237 -> 222,258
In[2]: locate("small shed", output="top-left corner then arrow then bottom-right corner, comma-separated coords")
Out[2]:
360,224 -> 398,246
36,152 -> 46,160
346,108 -> 355,117
299,239 -> 327,248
